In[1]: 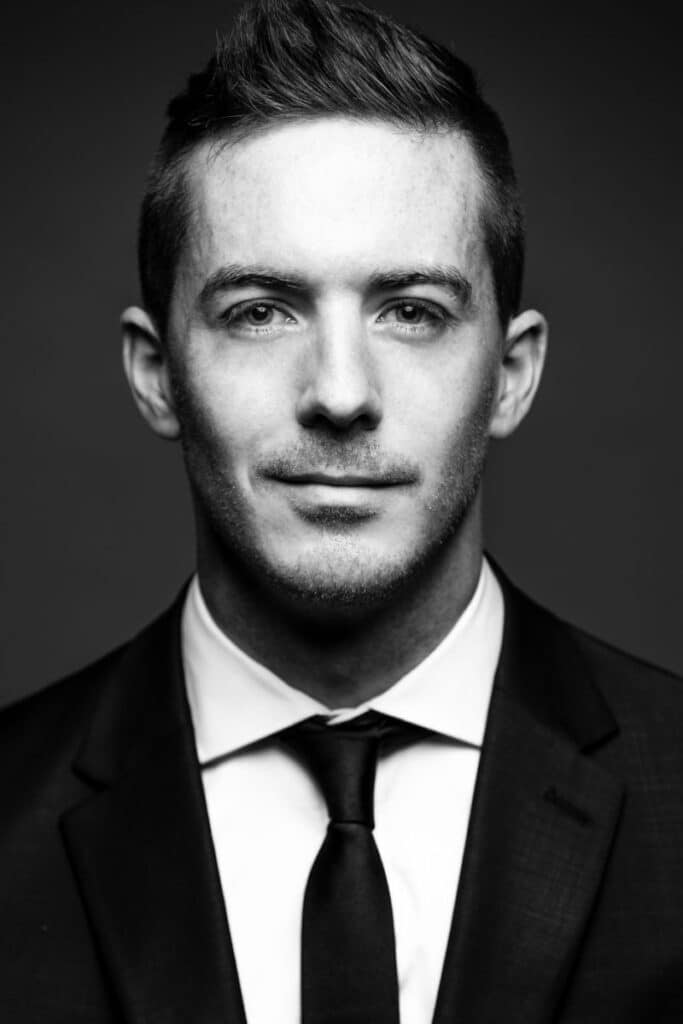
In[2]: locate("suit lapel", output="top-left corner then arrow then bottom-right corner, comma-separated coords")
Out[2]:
433,571 -> 624,1024
61,596 -> 247,1024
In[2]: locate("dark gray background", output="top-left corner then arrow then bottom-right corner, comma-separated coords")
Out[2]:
2,0 -> 681,706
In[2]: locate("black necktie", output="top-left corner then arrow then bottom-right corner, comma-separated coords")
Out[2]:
281,711 -> 419,1024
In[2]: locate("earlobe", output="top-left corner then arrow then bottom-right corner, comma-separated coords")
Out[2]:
121,306 -> 181,440
489,309 -> 548,440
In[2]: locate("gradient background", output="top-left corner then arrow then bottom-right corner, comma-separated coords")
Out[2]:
2,0 -> 681,706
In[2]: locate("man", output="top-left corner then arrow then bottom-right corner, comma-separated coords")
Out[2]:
2,0 -> 682,1021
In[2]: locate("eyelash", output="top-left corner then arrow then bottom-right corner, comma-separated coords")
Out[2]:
219,299 -> 452,336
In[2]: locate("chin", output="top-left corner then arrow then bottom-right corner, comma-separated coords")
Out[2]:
252,532 -> 446,618
278,560 -> 409,610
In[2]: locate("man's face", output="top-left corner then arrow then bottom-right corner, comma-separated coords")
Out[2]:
166,118 -> 503,610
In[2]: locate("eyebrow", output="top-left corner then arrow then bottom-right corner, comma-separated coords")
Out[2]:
197,262 -> 473,310
198,265 -> 308,308
366,268 -> 472,308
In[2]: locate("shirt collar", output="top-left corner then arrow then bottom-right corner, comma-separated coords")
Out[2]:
183,557 -> 504,765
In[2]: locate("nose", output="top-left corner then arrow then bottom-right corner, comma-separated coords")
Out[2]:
295,313 -> 382,432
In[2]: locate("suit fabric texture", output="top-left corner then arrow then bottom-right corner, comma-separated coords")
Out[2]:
2,568 -> 683,1023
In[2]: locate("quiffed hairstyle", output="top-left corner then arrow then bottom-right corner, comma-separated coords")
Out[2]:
138,0 -> 525,333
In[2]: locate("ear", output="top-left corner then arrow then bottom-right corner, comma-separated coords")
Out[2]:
489,309 -> 548,439
121,306 -> 181,440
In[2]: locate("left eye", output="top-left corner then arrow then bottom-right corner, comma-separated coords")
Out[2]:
379,302 -> 443,327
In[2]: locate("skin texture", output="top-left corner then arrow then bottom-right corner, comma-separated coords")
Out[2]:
122,118 -> 547,705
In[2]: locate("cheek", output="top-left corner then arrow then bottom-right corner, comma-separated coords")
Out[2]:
386,345 -> 497,458
171,349 -> 282,462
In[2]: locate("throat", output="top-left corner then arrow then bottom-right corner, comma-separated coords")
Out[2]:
197,537 -> 483,708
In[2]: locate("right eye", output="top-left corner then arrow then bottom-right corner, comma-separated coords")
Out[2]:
220,301 -> 297,334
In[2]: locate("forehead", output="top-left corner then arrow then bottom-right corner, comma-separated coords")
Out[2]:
180,118 -> 488,296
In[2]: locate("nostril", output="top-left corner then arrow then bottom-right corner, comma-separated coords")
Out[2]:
296,382 -> 382,431
299,410 -> 381,435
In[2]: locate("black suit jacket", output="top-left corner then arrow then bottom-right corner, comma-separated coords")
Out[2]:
2,569 -> 683,1023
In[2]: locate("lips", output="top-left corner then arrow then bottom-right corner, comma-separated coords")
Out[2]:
277,472 -> 399,487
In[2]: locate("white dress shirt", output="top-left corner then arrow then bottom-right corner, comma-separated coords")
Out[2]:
182,558 -> 504,1024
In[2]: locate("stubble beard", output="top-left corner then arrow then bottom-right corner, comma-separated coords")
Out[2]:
173,370 -> 496,621
191,459 -> 488,623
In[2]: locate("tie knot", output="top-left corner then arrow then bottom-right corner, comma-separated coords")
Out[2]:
281,711 -> 416,828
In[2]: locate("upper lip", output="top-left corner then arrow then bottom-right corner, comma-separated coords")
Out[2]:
276,471 -> 400,487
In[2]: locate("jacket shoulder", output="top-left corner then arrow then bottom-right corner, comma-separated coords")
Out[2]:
563,617 -> 683,722
0,643 -> 132,805
0,587 -> 187,741
0,638 -> 134,726
497,559 -> 683,721
0,591 -> 187,800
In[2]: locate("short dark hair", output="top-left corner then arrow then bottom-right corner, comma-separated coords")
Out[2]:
138,0 -> 524,334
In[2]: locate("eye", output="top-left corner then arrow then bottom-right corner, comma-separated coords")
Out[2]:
377,300 -> 449,334
220,301 -> 295,333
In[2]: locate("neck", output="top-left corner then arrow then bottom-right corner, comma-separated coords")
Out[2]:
196,518 -> 484,708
